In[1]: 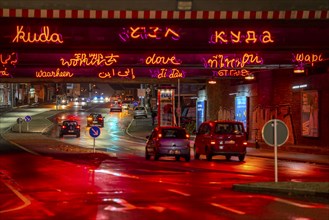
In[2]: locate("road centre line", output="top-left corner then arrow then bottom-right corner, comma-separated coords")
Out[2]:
167,189 -> 191,197
210,202 -> 246,215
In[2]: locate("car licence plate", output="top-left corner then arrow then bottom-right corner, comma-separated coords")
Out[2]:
68,130 -> 74,133
169,150 -> 181,154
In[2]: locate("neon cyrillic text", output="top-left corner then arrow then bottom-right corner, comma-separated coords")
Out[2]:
12,26 -> 63,44
210,30 -> 274,44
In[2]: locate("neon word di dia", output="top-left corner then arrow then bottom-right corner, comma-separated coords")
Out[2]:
98,68 -> 135,80
150,68 -> 186,79
209,30 -> 274,44
12,26 -> 63,44
0,68 -> 10,77
35,69 -> 74,78
204,53 -> 263,69
60,53 -> 119,67
0,52 -> 18,66
292,53 -> 324,66
213,69 -> 251,77
119,26 -> 180,42
144,53 -> 182,66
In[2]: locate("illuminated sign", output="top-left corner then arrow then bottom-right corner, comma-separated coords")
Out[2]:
98,68 -> 135,79
12,26 -> 63,44
0,68 -> 10,77
292,53 -> 324,65
204,53 -> 263,69
150,68 -> 186,79
60,53 -> 119,67
119,27 -> 180,42
145,53 -> 182,65
1,52 -> 18,66
35,69 -> 74,78
213,69 -> 251,77
209,30 -> 274,44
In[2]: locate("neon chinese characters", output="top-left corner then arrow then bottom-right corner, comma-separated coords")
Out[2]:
60,53 -> 119,67
209,30 -> 274,44
12,26 -> 63,44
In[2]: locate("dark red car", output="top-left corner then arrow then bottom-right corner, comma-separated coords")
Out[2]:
87,113 -> 104,127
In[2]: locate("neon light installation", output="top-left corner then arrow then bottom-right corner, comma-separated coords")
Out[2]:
1,52 -> 18,66
119,27 -> 180,42
150,68 -> 186,79
12,26 -> 63,44
35,69 -> 74,78
292,53 -> 324,66
204,53 -> 263,69
209,30 -> 274,44
213,69 -> 251,77
98,68 -> 135,79
145,53 -> 182,66
0,68 -> 10,77
60,53 -> 119,67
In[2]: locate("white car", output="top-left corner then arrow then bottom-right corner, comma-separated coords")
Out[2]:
133,106 -> 147,119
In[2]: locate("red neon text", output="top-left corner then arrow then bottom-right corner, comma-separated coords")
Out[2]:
119,27 -> 180,42
205,53 -> 263,69
35,69 -> 74,78
292,53 -> 324,65
214,69 -> 251,77
145,53 -> 182,66
151,68 -> 185,79
98,68 -> 135,79
0,68 -> 10,77
1,52 -> 18,66
209,30 -> 274,44
60,53 -> 119,67
12,26 -> 63,44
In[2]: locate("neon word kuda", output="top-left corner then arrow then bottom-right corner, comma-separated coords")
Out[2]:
60,53 -> 119,67
150,68 -> 185,79
205,53 -> 263,69
12,26 -> 63,44
119,27 -> 180,42
36,69 -> 74,78
145,53 -> 182,65
99,68 -> 135,80
209,30 -> 274,44
292,53 -> 324,65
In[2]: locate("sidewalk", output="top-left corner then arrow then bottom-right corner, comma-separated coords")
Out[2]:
1,109 -> 329,203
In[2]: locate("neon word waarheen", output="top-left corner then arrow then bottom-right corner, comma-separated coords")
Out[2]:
12,26 -> 63,44
60,53 -> 119,67
145,53 -> 182,66
1,52 -> 18,66
119,27 -> 180,42
213,69 -> 251,77
36,69 -> 74,78
204,53 -> 263,69
99,68 -> 135,80
292,53 -> 324,65
150,68 -> 185,79
209,30 -> 274,44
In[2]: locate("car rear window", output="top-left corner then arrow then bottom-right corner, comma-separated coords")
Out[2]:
161,129 -> 186,139
214,123 -> 243,134
135,107 -> 145,110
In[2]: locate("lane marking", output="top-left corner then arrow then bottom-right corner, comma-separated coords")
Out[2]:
0,181 -> 31,213
7,140 -> 40,156
210,202 -> 246,215
168,189 -> 191,197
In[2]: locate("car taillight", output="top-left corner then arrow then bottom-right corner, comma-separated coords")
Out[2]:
158,133 -> 162,138
62,125 -> 66,129
87,117 -> 92,121
210,140 -> 216,145
98,118 -> 103,121
243,141 -> 248,146
186,134 -> 190,139
76,125 -> 80,129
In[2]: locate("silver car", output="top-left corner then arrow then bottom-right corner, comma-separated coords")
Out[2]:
133,106 -> 147,118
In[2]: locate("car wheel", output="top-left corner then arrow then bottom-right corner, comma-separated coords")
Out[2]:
225,155 -> 231,161
154,154 -> 159,161
145,151 -> 150,160
185,155 -> 190,162
206,147 -> 212,161
175,156 -> 180,161
238,154 -> 245,162
76,133 -> 80,138
59,133 -> 63,138
194,146 -> 200,159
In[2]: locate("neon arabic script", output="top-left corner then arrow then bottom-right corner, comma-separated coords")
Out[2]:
36,69 -> 74,78
145,53 -> 182,66
98,68 -> 135,79
150,68 -> 186,79
0,68 -> 10,77
209,30 -> 274,44
292,53 -> 324,65
1,52 -> 18,66
204,53 -> 263,69
119,27 -> 180,42
12,26 -> 63,44
60,53 -> 119,67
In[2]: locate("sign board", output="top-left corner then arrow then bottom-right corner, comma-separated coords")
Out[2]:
24,115 -> 32,122
262,119 -> 289,147
89,126 -> 101,138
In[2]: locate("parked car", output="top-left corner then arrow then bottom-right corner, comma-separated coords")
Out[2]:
133,106 -> 147,118
145,126 -> 191,161
122,100 -> 133,110
194,120 -> 247,161
109,101 -> 122,112
87,113 -> 104,127
59,120 -> 80,138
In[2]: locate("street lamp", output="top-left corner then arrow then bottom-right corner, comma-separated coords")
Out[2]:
177,0 -> 193,10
